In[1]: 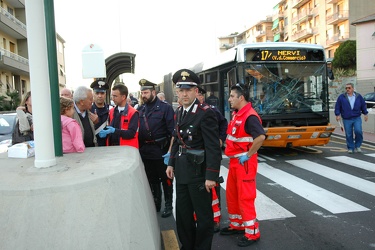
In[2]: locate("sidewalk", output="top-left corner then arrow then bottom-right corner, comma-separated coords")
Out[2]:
332,127 -> 375,145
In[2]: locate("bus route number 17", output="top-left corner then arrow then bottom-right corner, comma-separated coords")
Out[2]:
261,50 -> 272,61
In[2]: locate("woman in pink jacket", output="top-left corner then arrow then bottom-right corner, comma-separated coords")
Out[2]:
60,97 -> 85,153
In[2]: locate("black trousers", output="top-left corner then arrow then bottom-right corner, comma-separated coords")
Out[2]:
176,182 -> 214,250
143,158 -> 169,186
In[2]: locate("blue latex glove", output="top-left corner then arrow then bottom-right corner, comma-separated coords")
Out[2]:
238,154 -> 250,165
106,126 -> 115,134
162,152 -> 170,165
98,129 -> 109,138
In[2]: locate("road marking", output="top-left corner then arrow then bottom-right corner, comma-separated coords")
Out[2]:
161,230 -> 180,250
366,153 -> 375,157
326,156 -> 375,173
220,165 -> 295,221
258,163 -> 369,214
287,159 -> 375,196
259,154 -> 276,161
255,191 -> 296,221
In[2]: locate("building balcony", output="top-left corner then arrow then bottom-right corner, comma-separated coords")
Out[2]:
291,28 -> 314,41
0,48 -> 29,75
326,10 -> 349,25
326,0 -> 340,4
326,32 -> 349,46
272,12 -> 284,20
292,0 -> 310,9
255,30 -> 266,38
0,7 -> 27,39
291,9 -> 313,24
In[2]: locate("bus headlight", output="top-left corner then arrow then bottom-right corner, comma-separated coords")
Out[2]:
319,132 -> 332,138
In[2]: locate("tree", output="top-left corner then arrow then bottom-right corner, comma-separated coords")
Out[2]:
332,40 -> 356,70
6,90 -> 20,110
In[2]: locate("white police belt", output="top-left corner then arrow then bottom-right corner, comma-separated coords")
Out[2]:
226,135 -> 253,142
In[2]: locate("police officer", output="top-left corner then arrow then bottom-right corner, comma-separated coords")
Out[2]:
196,85 -> 228,233
196,86 -> 228,148
90,79 -> 110,146
138,79 -> 175,217
166,69 -> 222,250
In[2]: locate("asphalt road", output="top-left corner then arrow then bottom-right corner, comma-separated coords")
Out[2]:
159,136 -> 375,250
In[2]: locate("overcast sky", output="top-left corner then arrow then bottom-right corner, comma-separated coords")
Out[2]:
53,0 -> 278,92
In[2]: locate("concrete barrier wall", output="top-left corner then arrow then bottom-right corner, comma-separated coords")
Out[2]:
329,109 -> 375,134
0,146 -> 160,250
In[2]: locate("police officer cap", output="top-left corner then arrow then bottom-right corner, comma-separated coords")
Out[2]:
173,69 -> 200,89
197,86 -> 206,94
90,80 -> 109,92
139,79 -> 156,91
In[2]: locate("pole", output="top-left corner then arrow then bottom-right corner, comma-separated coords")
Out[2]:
44,0 -> 63,156
25,0 -> 56,168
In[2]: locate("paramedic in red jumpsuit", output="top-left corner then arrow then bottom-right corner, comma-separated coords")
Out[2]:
220,83 -> 265,247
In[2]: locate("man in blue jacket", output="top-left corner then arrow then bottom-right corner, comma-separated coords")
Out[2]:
334,83 -> 368,153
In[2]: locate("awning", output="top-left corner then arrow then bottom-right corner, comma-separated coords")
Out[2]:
272,19 -> 279,30
274,33 -> 280,42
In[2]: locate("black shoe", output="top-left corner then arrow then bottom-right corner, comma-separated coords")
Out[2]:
161,207 -> 172,218
237,236 -> 259,247
220,226 -> 245,235
214,222 -> 220,233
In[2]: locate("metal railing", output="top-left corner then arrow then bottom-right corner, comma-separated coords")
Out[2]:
0,7 -> 27,31
0,48 -> 29,65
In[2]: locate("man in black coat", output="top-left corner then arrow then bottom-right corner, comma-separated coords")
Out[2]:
138,79 -> 175,217
166,69 -> 222,250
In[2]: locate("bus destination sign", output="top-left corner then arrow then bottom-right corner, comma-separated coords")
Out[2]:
250,49 -> 308,61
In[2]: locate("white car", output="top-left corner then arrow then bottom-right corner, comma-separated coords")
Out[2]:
0,112 -> 17,152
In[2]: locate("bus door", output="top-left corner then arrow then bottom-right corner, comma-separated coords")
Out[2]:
225,68 -> 237,121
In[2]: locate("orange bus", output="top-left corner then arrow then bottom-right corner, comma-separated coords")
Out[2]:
164,42 -> 336,147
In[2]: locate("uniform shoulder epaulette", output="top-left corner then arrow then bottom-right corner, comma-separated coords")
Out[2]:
199,103 -> 210,111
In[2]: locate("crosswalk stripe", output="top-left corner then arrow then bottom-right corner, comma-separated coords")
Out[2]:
287,159 -> 375,197
258,162 -> 370,214
326,156 -> 375,173
220,165 -> 295,221
255,191 -> 296,221
366,153 -> 375,157
258,154 -> 276,161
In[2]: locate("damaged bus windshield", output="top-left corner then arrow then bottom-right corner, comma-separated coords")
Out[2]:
247,62 -> 328,117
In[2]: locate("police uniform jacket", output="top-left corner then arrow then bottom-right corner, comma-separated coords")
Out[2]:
138,97 -> 174,159
91,102 -> 109,146
209,104 -> 228,143
169,99 -> 222,184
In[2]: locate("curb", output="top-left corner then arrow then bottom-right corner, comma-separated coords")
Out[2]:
332,133 -> 375,147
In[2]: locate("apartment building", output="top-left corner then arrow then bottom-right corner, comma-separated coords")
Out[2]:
219,17 -> 273,53
219,0 -> 375,58
0,0 -> 65,102
352,13 -> 375,94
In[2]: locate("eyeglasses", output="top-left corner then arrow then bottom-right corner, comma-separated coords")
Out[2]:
345,87 -> 352,89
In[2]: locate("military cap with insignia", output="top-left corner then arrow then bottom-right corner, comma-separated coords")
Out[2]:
173,69 -> 200,89
90,79 -> 109,92
197,86 -> 206,95
139,79 -> 157,91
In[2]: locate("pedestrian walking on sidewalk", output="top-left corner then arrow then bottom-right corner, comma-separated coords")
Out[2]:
334,82 -> 368,153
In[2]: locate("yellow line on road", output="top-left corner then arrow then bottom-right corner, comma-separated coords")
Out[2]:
161,230 -> 179,250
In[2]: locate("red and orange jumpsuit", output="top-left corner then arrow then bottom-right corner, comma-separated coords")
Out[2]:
224,103 -> 261,240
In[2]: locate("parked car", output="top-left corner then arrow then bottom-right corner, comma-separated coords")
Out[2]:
363,92 -> 375,108
0,112 -> 17,152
